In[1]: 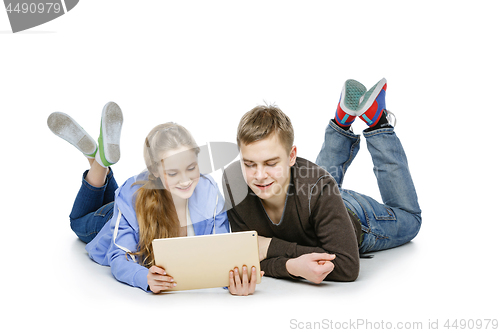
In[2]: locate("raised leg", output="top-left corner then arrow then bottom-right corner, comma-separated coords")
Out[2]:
85,157 -> 109,187
342,127 -> 422,253
364,128 -> 420,215
315,120 -> 361,187
69,168 -> 118,243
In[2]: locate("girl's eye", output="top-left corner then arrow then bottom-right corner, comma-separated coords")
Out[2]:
188,166 -> 196,171
167,173 -> 177,177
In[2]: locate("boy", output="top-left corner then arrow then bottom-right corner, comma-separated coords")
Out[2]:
222,78 -> 422,284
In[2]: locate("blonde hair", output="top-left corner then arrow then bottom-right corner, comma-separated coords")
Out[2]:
237,104 -> 294,151
130,122 -> 200,267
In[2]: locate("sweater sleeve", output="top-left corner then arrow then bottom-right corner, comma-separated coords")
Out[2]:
259,257 -> 294,279
265,177 -> 360,282
106,211 -> 150,292
229,209 -> 295,279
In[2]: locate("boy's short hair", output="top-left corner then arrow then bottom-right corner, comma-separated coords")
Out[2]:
237,104 -> 294,152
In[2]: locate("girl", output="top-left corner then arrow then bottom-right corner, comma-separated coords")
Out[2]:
47,102 -> 261,295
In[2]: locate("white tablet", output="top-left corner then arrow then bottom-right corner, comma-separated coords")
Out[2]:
152,231 -> 261,291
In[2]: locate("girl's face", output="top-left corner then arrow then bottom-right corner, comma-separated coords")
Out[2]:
158,146 -> 200,201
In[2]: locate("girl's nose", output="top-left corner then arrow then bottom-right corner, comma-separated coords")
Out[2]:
178,175 -> 191,186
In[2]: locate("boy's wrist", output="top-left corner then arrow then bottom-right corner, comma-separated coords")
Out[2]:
285,257 -> 300,278
258,236 -> 272,261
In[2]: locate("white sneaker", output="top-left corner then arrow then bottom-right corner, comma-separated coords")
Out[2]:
47,112 -> 97,157
95,102 -> 123,167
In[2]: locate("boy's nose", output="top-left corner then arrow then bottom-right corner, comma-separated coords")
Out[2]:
254,166 -> 268,181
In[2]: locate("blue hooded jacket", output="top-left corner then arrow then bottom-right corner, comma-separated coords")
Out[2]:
85,171 -> 230,291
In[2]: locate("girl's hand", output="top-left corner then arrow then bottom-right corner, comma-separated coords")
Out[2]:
147,265 -> 176,294
228,265 -> 264,296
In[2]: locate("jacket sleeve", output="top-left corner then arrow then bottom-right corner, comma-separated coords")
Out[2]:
265,177 -> 360,282
215,190 -> 230,233
106,208 -> 150,292
214,211 -> 230,233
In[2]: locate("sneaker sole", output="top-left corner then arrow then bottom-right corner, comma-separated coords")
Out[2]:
340,79 -> 367,116
99,102 -> 123,165
47,112 -> 97,157
356,78 -> 387,115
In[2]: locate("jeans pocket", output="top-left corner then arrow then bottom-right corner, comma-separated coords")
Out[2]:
357,193 -> 396,221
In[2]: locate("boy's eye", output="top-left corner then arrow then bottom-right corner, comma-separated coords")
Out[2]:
244,163 -> 255,168
267,163 -> 277,167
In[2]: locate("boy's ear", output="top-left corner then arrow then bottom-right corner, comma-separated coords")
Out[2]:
289,145 -> 297,166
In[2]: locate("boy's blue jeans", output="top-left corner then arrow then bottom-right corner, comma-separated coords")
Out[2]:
69,169 -> 118,243
316,120 -> 422,253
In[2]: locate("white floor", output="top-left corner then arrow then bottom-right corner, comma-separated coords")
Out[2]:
4,188 -> 497,332
2,1 -> 499,332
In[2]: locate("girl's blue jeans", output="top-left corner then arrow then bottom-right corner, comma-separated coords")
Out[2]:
69,169 -> 118,243
316,120 -> 422,253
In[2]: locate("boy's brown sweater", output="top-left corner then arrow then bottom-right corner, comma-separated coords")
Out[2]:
223,157 -> 361,282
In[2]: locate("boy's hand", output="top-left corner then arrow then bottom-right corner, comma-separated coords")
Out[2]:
147,265 -> 176,293
228,265 -> 264,296
285,253 -> 336,284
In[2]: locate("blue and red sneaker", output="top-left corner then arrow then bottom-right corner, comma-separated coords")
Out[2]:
356,78 -> 387,127
335,78 -> 388,128
335,79 -> 367,127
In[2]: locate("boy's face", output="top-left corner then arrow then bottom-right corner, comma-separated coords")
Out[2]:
239,133 -> 297,202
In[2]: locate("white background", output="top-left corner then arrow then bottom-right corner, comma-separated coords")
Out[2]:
1,1 -> 499,332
